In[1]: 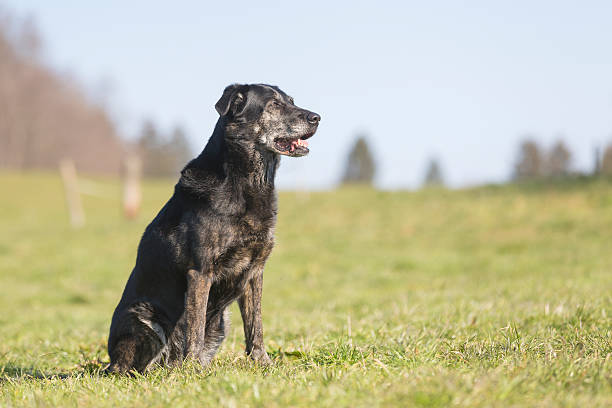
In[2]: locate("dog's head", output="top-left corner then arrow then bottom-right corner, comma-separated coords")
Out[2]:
215,84 -> 320,157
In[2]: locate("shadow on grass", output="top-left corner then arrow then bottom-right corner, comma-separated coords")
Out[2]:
1,347 -> 342,383
0,361 -> 108,382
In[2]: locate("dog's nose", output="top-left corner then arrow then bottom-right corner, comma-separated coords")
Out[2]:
307,112 -> 321,124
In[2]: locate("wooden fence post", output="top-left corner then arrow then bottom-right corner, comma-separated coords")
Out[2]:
122,155 -> 142,219
59,159 -> 85,228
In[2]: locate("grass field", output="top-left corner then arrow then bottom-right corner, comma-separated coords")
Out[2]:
0,172 -> 611,407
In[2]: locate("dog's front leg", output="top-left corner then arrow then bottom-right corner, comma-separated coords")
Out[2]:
238,268 -> 272,365
182,268 -> 213,363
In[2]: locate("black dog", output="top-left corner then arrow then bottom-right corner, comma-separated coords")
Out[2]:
107,84 -> 320,373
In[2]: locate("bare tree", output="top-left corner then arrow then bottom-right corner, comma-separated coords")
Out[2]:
0,10 -> 124,174
341,135 -> 376,185
544,140 -> 571,178
593,146 -> 602,176
513,139 -> 543,181
423,157 -> 445,187
601,144 -> 612,177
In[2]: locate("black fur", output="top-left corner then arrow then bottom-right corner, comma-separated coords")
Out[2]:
107,84 -> 320,373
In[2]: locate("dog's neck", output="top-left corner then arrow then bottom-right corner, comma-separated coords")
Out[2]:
181,118 -> 280,192
252,145 -> 280,186
224,139 -> 279,187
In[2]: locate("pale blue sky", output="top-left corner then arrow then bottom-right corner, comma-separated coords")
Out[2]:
5,1 -> 612,189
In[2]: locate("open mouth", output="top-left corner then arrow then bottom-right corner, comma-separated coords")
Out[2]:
273,131 -> 314,156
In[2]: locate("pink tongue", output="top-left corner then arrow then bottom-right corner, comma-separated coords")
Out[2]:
290,139 -> 308,152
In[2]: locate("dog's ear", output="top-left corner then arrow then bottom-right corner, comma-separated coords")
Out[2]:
215,84 -> 246,116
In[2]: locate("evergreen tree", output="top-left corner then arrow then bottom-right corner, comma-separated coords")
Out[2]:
423,158 -> 445,187
341,136 -> 376,185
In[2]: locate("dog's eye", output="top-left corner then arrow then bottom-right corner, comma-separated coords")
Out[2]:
289,98 -> 294,105
272,101 -> 282,107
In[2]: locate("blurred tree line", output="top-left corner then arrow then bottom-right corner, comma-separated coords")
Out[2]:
513,139 -> 572,180
513,137 -> 612,181
0,11 -> 124,174
0,10 -> 192,178
340,134 -> 447,187
3,9 -> 612,185
136,120 -> 192,177
340,133 -> 612,189
340,134 -> 446,187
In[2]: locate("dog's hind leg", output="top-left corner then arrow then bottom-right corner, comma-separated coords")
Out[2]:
199,308 -> 230,365
107,302 -> 168,374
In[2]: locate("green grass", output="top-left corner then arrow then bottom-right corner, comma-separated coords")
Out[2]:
0,172 -> 611,407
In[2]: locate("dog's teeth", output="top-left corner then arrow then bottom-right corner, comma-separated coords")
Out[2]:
288,139 -> 308,152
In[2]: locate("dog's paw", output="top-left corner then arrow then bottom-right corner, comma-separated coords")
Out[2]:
249,348 -> 273,366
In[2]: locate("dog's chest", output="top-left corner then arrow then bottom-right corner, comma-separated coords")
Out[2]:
214,212 -> 274,278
